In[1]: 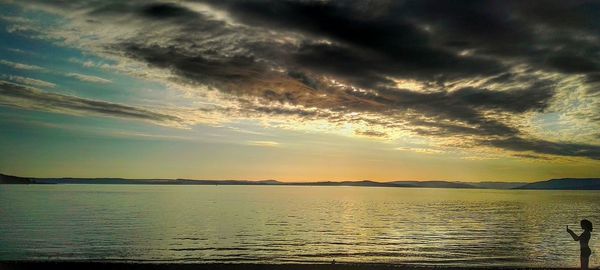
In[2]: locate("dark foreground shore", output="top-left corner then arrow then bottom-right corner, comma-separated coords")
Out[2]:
0,262 -> 579,270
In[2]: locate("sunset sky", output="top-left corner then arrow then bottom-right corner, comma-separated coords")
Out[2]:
0,0 -> 599,182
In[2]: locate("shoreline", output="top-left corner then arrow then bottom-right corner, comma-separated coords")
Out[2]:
0,262 -> 579,270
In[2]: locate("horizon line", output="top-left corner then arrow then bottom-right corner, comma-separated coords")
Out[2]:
3,172 -> 599,184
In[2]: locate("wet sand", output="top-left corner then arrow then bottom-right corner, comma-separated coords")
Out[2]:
0,262 -> 578,270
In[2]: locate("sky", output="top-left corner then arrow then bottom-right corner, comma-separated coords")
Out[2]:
0,0 -> 599,182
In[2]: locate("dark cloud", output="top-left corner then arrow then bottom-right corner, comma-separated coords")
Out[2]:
511,1 -> 600,33
140,3 -> 197,19
486,137 -> 600,160
586,73 -> 600,84
124,44 -> 268,90
368,85 -> 553,113
204,0 -> 430,53
402,0 -> 534,54
248,105 -> 329,119
346,84 -> 553,137
512,154 -> 552,160
286,70 -> 320,90
410,118 -> 518,138
200,0 -> 600,77
355,130 -> 387,138
121,40 -> 553,139
0,81 -> 181,123
544,54 -> 600,74
10,0 -> 600,159
204,0 -> 504,80
119,34 -> 565,155
449,85 -> 554,113
290,42 -> 389,88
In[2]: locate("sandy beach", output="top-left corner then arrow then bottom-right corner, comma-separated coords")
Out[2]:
0,262 -> 580,270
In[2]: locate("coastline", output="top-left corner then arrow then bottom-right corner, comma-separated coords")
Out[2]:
0,262 -> 579,270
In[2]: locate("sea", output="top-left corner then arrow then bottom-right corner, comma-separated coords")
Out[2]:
1,185 -> 599,267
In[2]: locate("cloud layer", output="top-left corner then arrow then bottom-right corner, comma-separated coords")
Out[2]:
4,0 -> 600,160
66,73 -> 112,84
0,81 -> 181,125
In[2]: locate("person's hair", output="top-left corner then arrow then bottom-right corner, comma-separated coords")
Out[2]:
581,219 -> 593,232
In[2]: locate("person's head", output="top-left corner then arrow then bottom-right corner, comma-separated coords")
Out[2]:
581,219 -> 593,232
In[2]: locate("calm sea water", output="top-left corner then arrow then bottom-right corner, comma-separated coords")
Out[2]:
1,185 -> 599,267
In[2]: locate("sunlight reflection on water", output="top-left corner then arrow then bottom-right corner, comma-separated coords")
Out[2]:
0,185 -> 599,267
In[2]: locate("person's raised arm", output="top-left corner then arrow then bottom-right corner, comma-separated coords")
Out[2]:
567,225 -> 579,241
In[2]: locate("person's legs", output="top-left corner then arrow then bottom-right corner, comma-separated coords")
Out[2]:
581,255 -> 589,270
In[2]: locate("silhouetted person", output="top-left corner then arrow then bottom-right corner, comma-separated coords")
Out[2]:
567,219 -> 593,270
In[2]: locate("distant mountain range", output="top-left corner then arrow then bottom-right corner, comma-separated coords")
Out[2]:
516,178 -> 600,190
1,173 -> 599,190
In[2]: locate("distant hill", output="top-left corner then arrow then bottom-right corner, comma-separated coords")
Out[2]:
469,182 -> 529,189
2,173 -> 599,190
289,180 -> 412,187
515,178 -> 600,190
0,174 -> 467,188
31,178 -> 285,186
0,174 -> 466,188
0,174 -> 32,184
388,180 -> 476,189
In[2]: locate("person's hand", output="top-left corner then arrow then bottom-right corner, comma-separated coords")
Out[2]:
567,225 -> 572,233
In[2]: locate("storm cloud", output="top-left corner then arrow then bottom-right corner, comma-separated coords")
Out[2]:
5,0 -> 600,159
